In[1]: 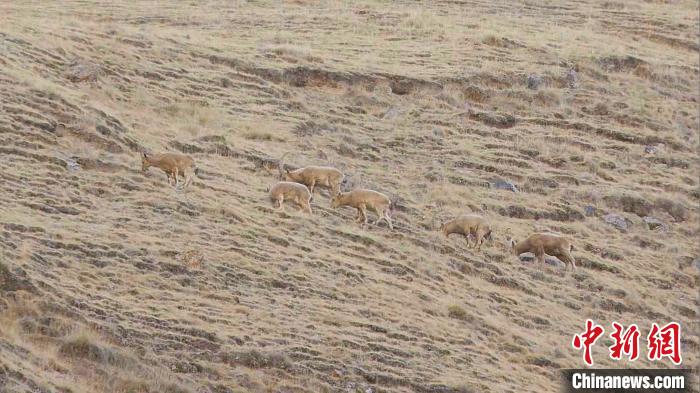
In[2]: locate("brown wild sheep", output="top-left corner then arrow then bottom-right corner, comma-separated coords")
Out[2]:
330,189 -> 393,230
269,181 -> 313,214
440,214 -> 493,251
279,153 -> 344,196
510,233 -> 576,270
141,152 -> 198,189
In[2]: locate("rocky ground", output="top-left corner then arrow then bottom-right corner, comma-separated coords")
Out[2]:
0,1 -> 698,392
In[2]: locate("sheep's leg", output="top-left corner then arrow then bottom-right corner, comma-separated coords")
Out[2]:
535,247 -> 546,266
354,208 -> 363,222
183,169 -> 193,188
308,180 -> 316,195
173,167 -> 180,188
464,234 -> 472,248
559,250 -> 576,270
276,196 -> 284,211
299,198 -> 312,214
476,229 -> 487,251
359,204 -> 368,227
373,208 -> 383,226
384,211 -> 393,230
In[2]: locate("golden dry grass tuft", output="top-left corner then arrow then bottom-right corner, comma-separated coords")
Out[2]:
0,0 -> 698,392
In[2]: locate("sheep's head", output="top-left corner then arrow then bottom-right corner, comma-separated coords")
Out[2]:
281,168 -> 294,181
484,229 -> 493,241
509,238 -> 517,254
141,152 -> 151,172
438,222 -> 447,236
277,152 -> 290,180
330,194 -> 342,208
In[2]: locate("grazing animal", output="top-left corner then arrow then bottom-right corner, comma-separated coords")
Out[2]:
510,233 -> 576,270
141,152 -> 197,189
440,214 -> 493,251
330,189 -> 393,230
269,181 -> 313,214
279,153 -> 344,196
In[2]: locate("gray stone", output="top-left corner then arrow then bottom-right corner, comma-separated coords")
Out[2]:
566,69 -> 578,88
603,213 -> 628,231
584,205 -> 598,217
643,216 -> 667,231
644,145 -> 658,154
336,143 -> 356,158
67,59 -> 100,82
519,254 -> 564,267
493,179 -> 519,193
527,75 -> 544,90
65,158 -> 81,171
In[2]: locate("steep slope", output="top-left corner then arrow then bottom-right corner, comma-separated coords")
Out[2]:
0,1 -> 698,392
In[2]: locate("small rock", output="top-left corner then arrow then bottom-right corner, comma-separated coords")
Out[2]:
67,59 -> 100,82
527,75 -> 544,90
493,179 -> 519,193
545,258 -> 564,267
584,205 -> 598,217
390,80 -> 412,95
643,216 -> 667,231
644,145 -> 659,154
590,103 -> 609,116
336,143 -> 356,158
220,77 -> 233,88
603,213 -> 628,231
65,158 -> 81,171
382,106 -> 403,120
519,254 -> 564,267
565,69 -> 578,88
424,170 -> 442,182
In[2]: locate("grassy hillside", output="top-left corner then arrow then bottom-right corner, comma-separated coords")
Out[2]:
0,1 -> 698,392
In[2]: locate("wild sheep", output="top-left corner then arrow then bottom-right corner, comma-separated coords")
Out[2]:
279,153 -> 344,196
330,189 -> 393,230
269,181 -> 313,214
440,214 -> 493,251
510,233 -> 576,270
141,152 -> 198,189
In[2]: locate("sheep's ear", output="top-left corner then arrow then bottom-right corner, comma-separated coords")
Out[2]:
510,239 -> 516,248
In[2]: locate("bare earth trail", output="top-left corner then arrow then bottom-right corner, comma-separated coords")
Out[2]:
0,1 -> 698,392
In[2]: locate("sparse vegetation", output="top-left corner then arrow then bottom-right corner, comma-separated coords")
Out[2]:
447,304 -> 468,320
0,1 -> 697,392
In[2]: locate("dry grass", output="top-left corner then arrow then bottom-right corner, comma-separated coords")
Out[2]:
0,0 -> 698,392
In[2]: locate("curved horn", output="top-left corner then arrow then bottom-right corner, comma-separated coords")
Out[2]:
278,152 -> 290,177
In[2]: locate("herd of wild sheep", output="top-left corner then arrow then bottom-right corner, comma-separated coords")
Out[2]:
141,151 -> 578,270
